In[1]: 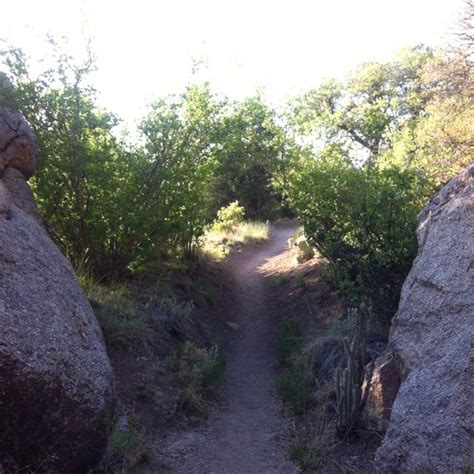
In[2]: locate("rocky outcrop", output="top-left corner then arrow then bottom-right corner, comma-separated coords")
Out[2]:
364,354 -> 401,431
375,165 -> 474,473
0,100 -> 36,179
0,99 -> 114,472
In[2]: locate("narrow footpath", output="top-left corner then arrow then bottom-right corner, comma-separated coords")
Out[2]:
159,223 -> 299,473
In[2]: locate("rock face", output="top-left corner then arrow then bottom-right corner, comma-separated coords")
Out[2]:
364,354 -> 401,431
375,165 -> 474,473
0,101 -> 114,471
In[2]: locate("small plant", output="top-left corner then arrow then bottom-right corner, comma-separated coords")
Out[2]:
277,318 -> 301,365
292,272 -> 307,289
104,413 -> 150,472
277,369 -> 314,414
168,341 -> 226,419
147,295 -> 193,336
334,304 -> 373,438
136,384 -> 162,406
201,344 -> 226,390
289,409 -> 331,471
213,201 -> 245,232
275,272 -> 290,285
83,280 -> 157,349
175,385 -> 207,420
302,334 -> 344,381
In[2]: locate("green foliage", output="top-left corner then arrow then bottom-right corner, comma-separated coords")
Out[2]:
201,220 -> 270,261
277,369 -> 314,414
212,201 -> 245,232
106,414 -> 150,472
285,151 -> 433,318
385,49 -> 473,183
334,305 -> 372,439
0,43 -> 224,276
291,47 -> 431,163
211,96 -> 294,220
285,46 -> 473,321
168,341 -> 226,419
277,318 -> 302,365
276,318 -> 315,414
139,83 -> 222,259
289,409 -> 331,471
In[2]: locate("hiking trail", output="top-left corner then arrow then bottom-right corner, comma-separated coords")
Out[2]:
157,223 -> 299,473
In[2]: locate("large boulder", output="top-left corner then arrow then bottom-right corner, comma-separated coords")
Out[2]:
375,165 -> 474,473
0,100 -> 114,472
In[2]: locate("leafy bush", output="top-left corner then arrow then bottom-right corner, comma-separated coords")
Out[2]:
286,153 -> 434,319
0,45 -> 221,276
213,201 -> 245,231
211,96 -> 293,220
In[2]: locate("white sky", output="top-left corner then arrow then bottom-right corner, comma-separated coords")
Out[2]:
1,0 -> 465,127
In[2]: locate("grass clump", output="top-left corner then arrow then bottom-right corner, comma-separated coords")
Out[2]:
277,369 -> 314,414
277,318 -> 302,365
199,201 -> 270,260
99,413 -> 151,473
200,220 -> 270,260
167,341 -> 226,420
289,408 -> 332,471
81,278 -> 157,349
80,276 -> 196,349
147,295 -> 193,336
277,318 -> 315,414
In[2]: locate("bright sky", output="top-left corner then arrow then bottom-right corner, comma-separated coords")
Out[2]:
1,0 -> 466,126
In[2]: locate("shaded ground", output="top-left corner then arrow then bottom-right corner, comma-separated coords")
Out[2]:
264,238 -> 383,474
154,222 -> 299,473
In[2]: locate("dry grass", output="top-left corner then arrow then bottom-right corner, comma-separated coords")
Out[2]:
199,221 -> 270,260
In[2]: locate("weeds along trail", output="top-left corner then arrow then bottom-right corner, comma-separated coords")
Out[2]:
157,223 -> 299,474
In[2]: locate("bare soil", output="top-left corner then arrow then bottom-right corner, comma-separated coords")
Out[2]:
150,222 -> 300,473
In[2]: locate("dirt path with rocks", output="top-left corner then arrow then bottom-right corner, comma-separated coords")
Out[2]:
159,223 -> 299,473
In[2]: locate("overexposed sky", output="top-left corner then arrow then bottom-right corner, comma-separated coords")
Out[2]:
1,0 -> 465,125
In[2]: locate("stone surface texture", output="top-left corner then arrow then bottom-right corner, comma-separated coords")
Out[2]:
375,164 -> 474,473
0,100 -> 114,473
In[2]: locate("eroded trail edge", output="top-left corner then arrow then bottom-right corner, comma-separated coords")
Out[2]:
159,224 -> 299,474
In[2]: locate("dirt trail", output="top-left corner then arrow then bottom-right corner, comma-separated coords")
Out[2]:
160,223 -> 299,473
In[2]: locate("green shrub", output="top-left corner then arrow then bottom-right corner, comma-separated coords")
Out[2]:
286,155 -> 434,320
212,201 -> 246,232
1,45 -> 221,276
